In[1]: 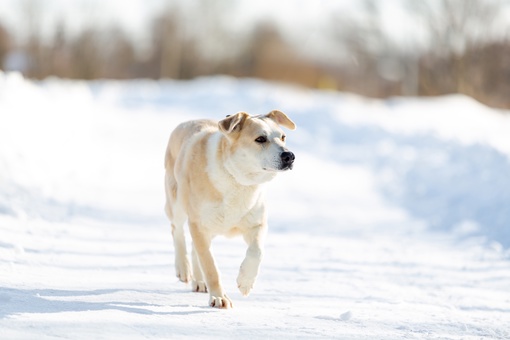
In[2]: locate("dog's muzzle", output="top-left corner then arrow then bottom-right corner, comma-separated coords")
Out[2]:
280,151 -> 295,170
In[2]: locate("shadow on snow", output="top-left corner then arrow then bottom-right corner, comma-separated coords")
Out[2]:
0,287 -> 212,319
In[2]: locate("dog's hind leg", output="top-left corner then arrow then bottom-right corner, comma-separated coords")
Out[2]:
191,243 -> 207,293
170,208 -> 191,283
165,171 -> 191,284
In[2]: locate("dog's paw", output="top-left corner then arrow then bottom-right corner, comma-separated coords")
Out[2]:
175,260 -> 192,283
236,274 -> 255,297
192,280 -> 207,293
209,294 -> 233,309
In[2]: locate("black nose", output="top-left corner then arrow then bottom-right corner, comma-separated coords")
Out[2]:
281,151 -> 295,165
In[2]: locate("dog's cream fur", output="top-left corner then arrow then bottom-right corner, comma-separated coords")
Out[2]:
164,110 -> 296,308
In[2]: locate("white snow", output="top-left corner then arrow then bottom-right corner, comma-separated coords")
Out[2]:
1,72 -> 509,339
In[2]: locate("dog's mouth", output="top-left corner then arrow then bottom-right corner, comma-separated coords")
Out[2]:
263,164 -> 293,172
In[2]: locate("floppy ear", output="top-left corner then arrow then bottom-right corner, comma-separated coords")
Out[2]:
265,110 -> 296,130
218,111 -> 250,134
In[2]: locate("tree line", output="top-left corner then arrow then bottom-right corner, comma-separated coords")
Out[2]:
0,0 -> 509,109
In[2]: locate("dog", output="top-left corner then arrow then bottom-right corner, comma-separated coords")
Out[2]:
164,110 -> 296,308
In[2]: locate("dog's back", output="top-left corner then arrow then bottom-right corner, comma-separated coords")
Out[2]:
164,119 -> 217,222
164,119 -> 217,171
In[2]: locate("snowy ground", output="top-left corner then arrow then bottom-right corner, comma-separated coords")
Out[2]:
1,72 -> 509,339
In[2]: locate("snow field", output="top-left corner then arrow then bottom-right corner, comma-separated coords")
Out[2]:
1,72 -> 509,339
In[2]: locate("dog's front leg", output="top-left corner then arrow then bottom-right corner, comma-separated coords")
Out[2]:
237,225 -> 266,296
189,221 -> 233,309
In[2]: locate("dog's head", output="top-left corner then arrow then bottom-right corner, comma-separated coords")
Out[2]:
218,110 -> 296,185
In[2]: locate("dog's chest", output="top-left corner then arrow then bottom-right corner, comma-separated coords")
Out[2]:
201,186 -> 263,232
202,134 -> 265,231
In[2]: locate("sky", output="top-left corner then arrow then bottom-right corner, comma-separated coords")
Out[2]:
0,0 -> 411,44
0,0 -> 168,43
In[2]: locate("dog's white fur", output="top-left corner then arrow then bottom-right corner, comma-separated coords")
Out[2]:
164,110 -> 296,308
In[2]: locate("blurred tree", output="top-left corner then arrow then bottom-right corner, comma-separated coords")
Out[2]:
102,27 -> 137,79
70,29 -> 102,79
328,0 -> 510,108
409,0 -> 502,97
154,10 -> 182,79
0,23 -> 10,69
329,0 -> 405,97
238,22 -> 321,88
49,21 -> 71,78
149,8 -> 201,79
468,40 -> 510,108
23,0 -> 44,78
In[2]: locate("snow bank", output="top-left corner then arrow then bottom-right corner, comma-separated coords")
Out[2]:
4,72 -> 508,246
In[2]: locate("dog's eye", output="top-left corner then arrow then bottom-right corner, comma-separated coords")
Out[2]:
255,136 -> 267,143
281,135 -> 286,142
